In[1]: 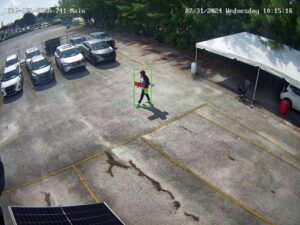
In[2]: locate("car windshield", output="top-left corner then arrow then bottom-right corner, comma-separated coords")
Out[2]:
91,42 -> 110,50
26,50 -> 41,59
290,85 -> 300,96
61,48 -> 79,58
1,69 -> 19,82
31,59 -> 49,70
5,58 -> 18,67
93,33 -> 110,39
72,37 -> 86,44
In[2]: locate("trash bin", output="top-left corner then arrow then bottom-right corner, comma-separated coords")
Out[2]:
191,62 -> 197,75
44,37 -> 61,55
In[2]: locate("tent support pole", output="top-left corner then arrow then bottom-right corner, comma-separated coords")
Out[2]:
251,67 -> 261,106
195,47 -> 198,74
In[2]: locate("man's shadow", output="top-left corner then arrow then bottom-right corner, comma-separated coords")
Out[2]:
142,105 -> 169,120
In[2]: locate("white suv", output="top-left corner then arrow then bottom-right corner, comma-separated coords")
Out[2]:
54,44 -> 86,74
1,64 -> 23,97
280,84 -> 300,112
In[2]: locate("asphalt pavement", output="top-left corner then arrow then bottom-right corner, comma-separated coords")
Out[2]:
0,25 -> 300,225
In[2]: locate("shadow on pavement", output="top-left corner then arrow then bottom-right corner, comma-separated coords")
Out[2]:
63,68 -> 90,80
143,105 -> 169,120
34,79 -> 57,92
95,61 -> 120,70
3,91 -> 23,104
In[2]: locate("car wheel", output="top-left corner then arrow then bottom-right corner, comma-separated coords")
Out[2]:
58,63 -> 65,74
61,67 -> 66,75
91,57 -> 96,66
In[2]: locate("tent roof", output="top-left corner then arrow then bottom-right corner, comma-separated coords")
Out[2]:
196,32 -> 300,89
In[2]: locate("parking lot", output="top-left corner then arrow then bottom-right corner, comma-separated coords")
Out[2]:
0,25 -> 300,225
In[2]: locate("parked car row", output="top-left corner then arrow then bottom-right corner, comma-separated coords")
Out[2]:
54,31 -> 116,73
70,32 -> 116,63
69,31 -> 115,50
1,31 -> 117,98
1,49 -> 55,97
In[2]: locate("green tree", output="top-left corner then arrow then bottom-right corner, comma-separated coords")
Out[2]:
58,0 -> 300,50
22,13 -> 36,26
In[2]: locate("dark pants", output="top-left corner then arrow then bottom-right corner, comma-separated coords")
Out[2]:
138,89 -> 150,104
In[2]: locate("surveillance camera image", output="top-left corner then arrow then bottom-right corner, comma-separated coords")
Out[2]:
0,0 -> 300,225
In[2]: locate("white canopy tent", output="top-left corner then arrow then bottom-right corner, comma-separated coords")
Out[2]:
195,32 -> 300,104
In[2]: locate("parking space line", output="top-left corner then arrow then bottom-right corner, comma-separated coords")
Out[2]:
3,164 -> 73,195
140,137 -> 277,225
206,103 -> 300,161
194,111 -> 300,171
2,103 -> 206,196
118,103 -> 207,146
3,152 -> 106,195
72,165 -> 100,203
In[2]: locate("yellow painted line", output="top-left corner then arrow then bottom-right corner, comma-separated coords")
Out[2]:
2,103 -> 206,195
194,111 -> 300,171
205,103 -> 300,162
119,103 -> 207,146
3,165 -> 72,195
73,151 -> 106,166
3,152 -> 106,195
73,165 -> 100,203
141,137 -> 277,225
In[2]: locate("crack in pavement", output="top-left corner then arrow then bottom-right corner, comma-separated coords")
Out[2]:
184,212 -> 200,222
41,191 -> 51,206
105,152 -> 130,177
105,153 -> 202,223
173,200 -> 181,210
179,125 -> 196,135
129,160 -> 176,201
227,154 -> 236,161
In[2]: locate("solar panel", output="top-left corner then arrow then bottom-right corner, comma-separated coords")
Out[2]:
9,203 -> 125,225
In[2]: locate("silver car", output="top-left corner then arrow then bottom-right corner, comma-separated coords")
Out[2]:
89,32 -> 115,47
69,36 -> 87,49
54,44 -> 86,74
81,39 -> 116,65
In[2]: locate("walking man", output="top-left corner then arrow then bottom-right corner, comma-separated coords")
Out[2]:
136,70 -> 152,106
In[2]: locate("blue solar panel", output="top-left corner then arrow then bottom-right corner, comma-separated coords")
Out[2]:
9,203 -> 125,225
